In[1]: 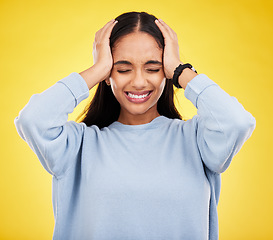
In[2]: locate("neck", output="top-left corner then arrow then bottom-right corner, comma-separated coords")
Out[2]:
118,109 -> 160,125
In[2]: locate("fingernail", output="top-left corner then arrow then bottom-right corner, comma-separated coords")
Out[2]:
155,19 -> 159,23
114,20 -> 118,24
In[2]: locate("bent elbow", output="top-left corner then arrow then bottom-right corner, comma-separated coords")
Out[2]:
14,95 -> 42,139
233,111 -> 256,140
14,111 -> 36,141
217,113 -> 256,173
202,113 -> 256,174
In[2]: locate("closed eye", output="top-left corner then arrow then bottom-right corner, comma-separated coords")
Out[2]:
117,69 -> 160,73
117,70 -> 131,73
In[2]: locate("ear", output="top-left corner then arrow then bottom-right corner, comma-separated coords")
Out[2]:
105,78 -> 111,86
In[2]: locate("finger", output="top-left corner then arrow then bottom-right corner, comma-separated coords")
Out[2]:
159,19 -> 177,38
155,19 -> 176,40
95,19 -> 115,41
99,19 -> 117,40
100,19 -> 116,31
103,19 -> 118,39
155,19 -> 172,41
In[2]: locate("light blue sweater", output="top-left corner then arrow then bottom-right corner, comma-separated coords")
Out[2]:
14,72 -> 256,240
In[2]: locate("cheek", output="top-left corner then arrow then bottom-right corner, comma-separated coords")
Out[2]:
109,71 -> 128,88
158,77 -> 166,95
109,76 -> 125,100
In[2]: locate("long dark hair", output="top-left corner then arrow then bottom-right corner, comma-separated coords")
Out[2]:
78,11 -> 182,128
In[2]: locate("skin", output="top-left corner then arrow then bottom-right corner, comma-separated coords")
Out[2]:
107,32 -> 166,125
79,18 -> 198,125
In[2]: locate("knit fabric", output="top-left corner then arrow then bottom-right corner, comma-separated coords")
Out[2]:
15,73 -> 256,240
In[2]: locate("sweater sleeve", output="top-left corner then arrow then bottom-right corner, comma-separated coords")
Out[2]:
14,72 -> 90,177
184,74 -> 256,174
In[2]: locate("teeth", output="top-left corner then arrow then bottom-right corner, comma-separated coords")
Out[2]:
128,92 -> 150,99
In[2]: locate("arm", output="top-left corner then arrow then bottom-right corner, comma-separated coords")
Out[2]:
155,18 -> 256,173
14,73 -> 90,176
14,19 -> 118,177
184,74 -> 256,173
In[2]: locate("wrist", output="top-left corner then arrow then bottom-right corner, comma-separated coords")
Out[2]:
80,64 -> 108,90
166,61 -> 183,79
178,68 -> 198,90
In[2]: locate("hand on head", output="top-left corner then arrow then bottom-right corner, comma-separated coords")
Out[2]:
92,16 -> 183,83
155,19 -> 183,79
92,19 -> 118,81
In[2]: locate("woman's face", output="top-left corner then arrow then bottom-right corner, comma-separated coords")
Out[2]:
109,31 -> 166,124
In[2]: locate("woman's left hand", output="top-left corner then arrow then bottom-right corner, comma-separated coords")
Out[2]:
155,19 -> 183,79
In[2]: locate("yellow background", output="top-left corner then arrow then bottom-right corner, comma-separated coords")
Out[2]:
1,0 -> 272,239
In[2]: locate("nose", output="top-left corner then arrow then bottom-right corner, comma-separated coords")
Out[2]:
130,69 -> 148,90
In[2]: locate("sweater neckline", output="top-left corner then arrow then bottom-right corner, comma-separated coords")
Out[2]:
108,115 -> 170,131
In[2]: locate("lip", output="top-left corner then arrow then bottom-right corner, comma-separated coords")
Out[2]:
124,90 -> 153,103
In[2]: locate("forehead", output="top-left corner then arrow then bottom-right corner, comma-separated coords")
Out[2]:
112,32 -> 163,63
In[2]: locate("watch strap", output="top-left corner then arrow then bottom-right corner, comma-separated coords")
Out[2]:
172,63 -> 197,88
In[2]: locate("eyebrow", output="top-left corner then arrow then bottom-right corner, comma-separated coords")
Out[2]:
113,60 -> 162,66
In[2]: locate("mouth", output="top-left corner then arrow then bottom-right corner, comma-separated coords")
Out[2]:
124,90 -> 153,103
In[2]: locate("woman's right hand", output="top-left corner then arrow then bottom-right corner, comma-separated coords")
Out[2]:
92,19 -> 118,80
80,19 -> 117,89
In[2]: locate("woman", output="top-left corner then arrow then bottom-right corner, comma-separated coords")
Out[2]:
15,11 -> 256,240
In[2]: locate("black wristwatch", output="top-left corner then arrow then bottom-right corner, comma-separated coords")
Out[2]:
172,63 -> 197,88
